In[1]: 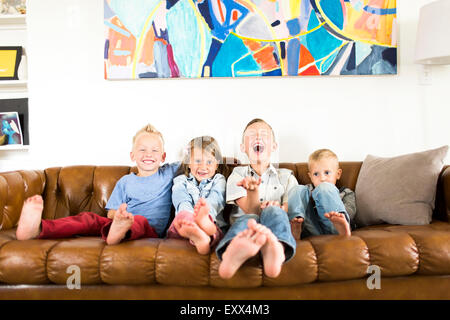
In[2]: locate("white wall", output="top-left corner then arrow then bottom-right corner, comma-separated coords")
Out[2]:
0,0 -> 449,172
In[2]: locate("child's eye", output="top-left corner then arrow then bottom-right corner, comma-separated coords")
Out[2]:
207,160 -> 213,165
325,171 -> 330,175
195,159 -> 201,164
313,172 -> 319,177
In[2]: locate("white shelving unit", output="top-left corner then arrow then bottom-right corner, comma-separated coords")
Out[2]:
0,14 -> 26,29
0,144 -> 28,150
0,79 -> 27,90
0,12 -> 28,152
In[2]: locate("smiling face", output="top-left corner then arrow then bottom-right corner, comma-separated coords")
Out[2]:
308,157 -> 342,187
189,148 -> 218,182
241,121 -> 277,165
130,132 -> 166,177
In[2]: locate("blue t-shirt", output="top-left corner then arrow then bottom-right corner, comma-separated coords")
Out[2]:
105,162 -> 180,237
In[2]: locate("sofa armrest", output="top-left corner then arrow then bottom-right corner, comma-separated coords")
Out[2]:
442,166 -> 450,222
0,170 -> 45,230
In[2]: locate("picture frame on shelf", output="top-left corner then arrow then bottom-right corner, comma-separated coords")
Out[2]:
0,0 -> 26,15
0,98 -> 28,145
0,111 -> 23,147
0,46 -> 22,80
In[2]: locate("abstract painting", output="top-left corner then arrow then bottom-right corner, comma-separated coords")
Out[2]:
104,0 -> 397,79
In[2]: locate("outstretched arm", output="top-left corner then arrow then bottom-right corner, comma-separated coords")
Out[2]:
235,177 -> 262,215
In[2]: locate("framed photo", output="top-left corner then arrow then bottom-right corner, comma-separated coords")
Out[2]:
0,98 -> 28,145
0,46 -> 22,80
1,0 -> 26,15
0,111 -> 23,146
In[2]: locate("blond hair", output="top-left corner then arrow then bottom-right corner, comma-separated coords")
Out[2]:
132,124 -> 165,150
242,118 -> 276,142
180,136 -> 224,176
308,149 -> 339,169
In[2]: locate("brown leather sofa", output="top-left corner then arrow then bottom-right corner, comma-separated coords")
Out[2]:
0,162 -> 449,300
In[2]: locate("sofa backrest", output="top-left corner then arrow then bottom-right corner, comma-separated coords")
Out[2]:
40,162 -> 363,220
0,163 -> 448,230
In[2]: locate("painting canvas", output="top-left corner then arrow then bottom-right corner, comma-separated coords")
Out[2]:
104,0 -> 397,79
0,112 -> 23,146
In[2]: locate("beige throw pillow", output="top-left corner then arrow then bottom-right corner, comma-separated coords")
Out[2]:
355,146 -> 448,227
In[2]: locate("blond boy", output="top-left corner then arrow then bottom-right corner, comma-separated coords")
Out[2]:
287,149 -> 356,239
16,124 -> 180,244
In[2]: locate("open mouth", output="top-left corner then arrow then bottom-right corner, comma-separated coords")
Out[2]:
252,142 -> 265,154
142,159 -> 155,164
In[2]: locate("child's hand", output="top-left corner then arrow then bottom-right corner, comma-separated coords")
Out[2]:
260,200 -> 281,210
237,177 -> 261,191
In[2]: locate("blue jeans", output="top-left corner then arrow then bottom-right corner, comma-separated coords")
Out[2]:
215,206 -> 296,262
287,182 -> 349,236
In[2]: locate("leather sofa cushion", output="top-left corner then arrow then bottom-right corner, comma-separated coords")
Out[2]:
1,221 -> 449,286
101,239 -> 159,285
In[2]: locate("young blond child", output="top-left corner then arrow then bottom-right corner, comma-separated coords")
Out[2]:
166,136 -> 227,254
288,149 -> 356,239
16,124 -> 180,244
217,118 -> 299,279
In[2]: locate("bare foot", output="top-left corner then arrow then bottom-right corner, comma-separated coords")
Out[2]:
106,203 -> 134,245
324,211 -> 351,236
255,224 -> 286,278
177,220 -> 211,255
16,195 -> 44,240
194,198 -> 217,236
219,219 -> 267,279
290,217 -> 304,240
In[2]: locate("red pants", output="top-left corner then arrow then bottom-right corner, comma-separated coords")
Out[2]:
38,211 -> 158,241
166,210 -> 223,248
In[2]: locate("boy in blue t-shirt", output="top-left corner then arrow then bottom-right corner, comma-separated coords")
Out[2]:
16,124 -> 180,244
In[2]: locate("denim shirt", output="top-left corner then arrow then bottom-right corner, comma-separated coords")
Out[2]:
172,173 -> 227,228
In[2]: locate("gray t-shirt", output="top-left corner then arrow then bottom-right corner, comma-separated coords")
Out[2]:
105,162 -> 180,237
226,164 -> 298,224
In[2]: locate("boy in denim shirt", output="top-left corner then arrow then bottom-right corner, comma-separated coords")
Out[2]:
16,124 -> 180,244
167,136 -> 226,254
217,118 -> 298,279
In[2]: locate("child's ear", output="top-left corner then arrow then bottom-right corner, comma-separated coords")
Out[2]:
336,168 -> 342,180
271,141 -> 278,151
162,152 -> 167,163
240,143 -> 245,153
130,151 -> 135,162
